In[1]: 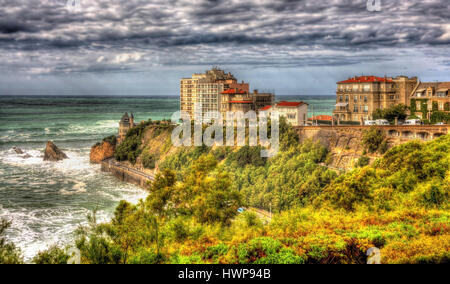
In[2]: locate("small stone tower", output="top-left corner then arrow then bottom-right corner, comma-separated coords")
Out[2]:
118,112 -> 135,144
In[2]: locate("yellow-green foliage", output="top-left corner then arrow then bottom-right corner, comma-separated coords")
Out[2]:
74,132 -> 449,264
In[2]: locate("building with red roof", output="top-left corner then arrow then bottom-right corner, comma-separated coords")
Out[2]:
333,75 -> 418,123
259,101 -> 309,126
309,115 -> 332,121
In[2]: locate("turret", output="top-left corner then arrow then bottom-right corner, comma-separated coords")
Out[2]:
118,112 -> 134,144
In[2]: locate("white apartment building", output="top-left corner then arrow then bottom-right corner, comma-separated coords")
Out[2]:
260,101 -> 309,126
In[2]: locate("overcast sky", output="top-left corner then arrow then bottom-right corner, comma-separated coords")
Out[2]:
0,0 -> 449,96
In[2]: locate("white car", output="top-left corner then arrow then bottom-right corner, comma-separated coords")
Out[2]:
404,119 -> 422,125
375,119 -> 390,126
435,122 -> 445,125
364,120 -> 376,126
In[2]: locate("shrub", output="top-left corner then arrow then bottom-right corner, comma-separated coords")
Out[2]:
32,246 -> 70,264
356,156 -> 370,167
203,243 -> 228,262
227,145 -> 266,167
379,140 -> 389,154
128,250 -> 166,264
0,219 -> 23,264
141,152 -> 156,169
243,211 -> 263,228
103,135 -> 117,147
114,121 -> 152,164
362,127 -> 386,153
372,104 -> 408,123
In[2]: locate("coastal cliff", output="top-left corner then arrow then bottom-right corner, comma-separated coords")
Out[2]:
97,122 -> 176,188
90,135 -> 117,164
90,141 -> 115,164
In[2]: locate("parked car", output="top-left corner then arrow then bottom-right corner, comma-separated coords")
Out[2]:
364,120 -> 376,126
435,122 -> 445,125
404,119 -> 423,125
375,119 -> 390,126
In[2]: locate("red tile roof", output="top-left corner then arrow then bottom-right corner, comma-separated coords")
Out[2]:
338,76 -> 393,84
276,101 -> 305,107
229,100 -> 253,104
309,115 -> 332,121
260,105 -> 272,111
221,88 -> 247,94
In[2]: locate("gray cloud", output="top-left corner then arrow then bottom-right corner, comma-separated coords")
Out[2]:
0,0 -> 448,75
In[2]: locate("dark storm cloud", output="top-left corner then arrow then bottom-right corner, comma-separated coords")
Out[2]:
0,0 -> 448,74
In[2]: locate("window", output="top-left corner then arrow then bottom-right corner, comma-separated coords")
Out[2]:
287,114 -> 296,119
439,102 -> 444,110
339,96 -> 343,102
353,85 -> 358,91
364,96 -> 368,103
364,105 -> 369,113
354,105 -> 358,112
390,95 -> 395,100
363,84 -> 370,91
354,95 -> 358,102
345,96 -> 349,102
416,101 -> 421,110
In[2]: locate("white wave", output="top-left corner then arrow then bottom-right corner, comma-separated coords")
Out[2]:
0,148 -> 93,171
0,144 -> 148,262
0,206 -> 111,262
55,120 -> 117,136
59,181 -> 87,195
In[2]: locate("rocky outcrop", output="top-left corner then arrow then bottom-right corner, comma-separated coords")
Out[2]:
43,141 -> 68,162
90,141 -> 115,164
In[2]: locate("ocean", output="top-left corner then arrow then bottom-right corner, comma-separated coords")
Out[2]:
0,95 -> 335,261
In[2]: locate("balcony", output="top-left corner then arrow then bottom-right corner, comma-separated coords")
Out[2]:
333,103 -> 350,113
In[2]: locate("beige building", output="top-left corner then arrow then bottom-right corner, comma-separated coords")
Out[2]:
410,81 -> 450,119
180,68 -> 249,119
333,76 -> 418,122
181,68 -> 273,120
260,101 -> 308,126
220,88 -> 275,115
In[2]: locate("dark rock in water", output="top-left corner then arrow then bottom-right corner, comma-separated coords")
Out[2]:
43,141 -> 68,162
22,154 -> 32,159
13,147 -> 24,154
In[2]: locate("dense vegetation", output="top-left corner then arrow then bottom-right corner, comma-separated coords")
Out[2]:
2,119 -> 449,264
362,126 -> 388,154
372,104 -> 408,123
114,120 -> 174,164
70,120 -> 449,264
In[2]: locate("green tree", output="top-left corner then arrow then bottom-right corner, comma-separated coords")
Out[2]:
227,145 -> 266,167
32,246 -> 70,264
430,111 -> 449,124
362,127 -> 386,153
373,104 -> 408,123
